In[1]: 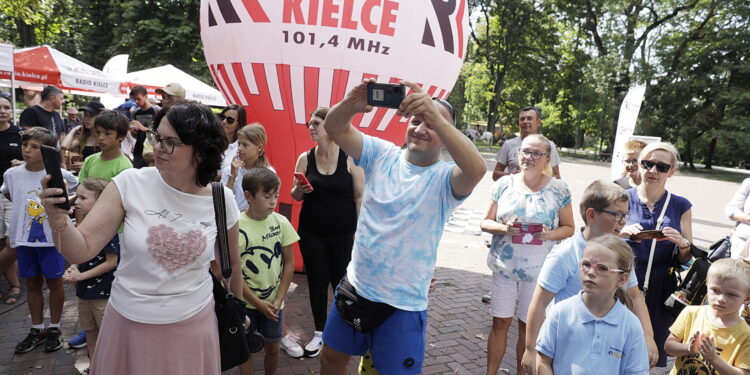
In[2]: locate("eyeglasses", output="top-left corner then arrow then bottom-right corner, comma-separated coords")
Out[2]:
580,260 -> 625,274
218,114 -> 236,124
148,131 -> 184,154
432,97 -> 456,122
596,209 -> 630,223
622,159 -> 638,166
520,148 -> 550,160
640,159 -> 672,173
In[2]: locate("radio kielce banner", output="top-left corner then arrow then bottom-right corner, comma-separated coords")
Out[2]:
610,85 -> 647,180
201,0 -> 469,269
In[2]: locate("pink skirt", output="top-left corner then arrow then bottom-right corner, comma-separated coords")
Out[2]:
90,300 -> 220,375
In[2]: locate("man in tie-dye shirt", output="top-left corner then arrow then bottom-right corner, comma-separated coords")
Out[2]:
318,79 -> 486,375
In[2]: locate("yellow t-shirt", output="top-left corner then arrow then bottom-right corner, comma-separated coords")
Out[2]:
669,305 -> 750,375
237,212 -> 299,309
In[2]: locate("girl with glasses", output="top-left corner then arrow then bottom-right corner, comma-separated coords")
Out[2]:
619,141 -> 694,368
536,235 -> 649,375
481,134 -> 574,375
614,140 -> 647,190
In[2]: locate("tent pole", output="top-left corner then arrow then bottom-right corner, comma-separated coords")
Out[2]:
10,71 -> 16,123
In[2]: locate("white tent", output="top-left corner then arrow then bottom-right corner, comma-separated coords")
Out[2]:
123,64 -> 226,107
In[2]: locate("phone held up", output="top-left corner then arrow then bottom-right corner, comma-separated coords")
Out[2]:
511,222 -> 544,245
294,172 -> 313,192
40,145 -> 71,210
367,83 -> 405,109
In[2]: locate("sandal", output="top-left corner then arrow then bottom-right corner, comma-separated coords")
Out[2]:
4,285 -> 20,305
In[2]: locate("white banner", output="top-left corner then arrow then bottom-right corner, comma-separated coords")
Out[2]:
0,43 -> 13,73
610,85 -> 646,180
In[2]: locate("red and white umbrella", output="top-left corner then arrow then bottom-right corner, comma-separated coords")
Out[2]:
0,45 -> 124,95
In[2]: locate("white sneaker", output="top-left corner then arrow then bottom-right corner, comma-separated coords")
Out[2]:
280,335 -> 304,358
304,331 -> 323,357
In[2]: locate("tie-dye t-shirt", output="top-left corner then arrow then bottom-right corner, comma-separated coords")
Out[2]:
487,175 -> 571,281
347,135 -> 465,311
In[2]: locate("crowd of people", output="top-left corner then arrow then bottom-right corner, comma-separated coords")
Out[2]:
0,81 -> 748,375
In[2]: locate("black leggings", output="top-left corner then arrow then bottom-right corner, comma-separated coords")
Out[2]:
298,228 -> 354,331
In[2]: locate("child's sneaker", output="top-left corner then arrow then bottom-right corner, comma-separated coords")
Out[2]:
280,335 -> 304,358
15,328 -> 46,353
44,327 -> 63,352
68,330 -> 87,349
303,331 -> 323,357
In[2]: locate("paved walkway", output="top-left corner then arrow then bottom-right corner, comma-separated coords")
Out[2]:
0,156 -> 739,374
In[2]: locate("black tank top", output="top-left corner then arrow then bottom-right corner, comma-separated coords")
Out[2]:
298,147 -> 357,234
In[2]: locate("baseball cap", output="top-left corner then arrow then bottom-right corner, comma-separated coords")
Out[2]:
79,101 -> 105,115
156,83 -> 186,98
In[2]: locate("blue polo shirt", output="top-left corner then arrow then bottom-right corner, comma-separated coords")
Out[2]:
536,292 -> 649,375
537,229 -> 639,307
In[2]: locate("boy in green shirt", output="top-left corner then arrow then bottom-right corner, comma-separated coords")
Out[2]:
238,167 -> 298,375
78,111 -> 132,181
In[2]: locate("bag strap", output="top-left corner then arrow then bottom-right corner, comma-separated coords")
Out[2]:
211,181 -> 231,280
643,191 -> 671,296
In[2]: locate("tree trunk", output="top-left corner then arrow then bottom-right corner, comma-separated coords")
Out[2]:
486,70 -> 506,134
704,137 -> 717,169
15,19 -> 36,47
684,139 -> 695,170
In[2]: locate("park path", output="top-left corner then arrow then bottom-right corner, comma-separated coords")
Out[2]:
0,156 -> 738,374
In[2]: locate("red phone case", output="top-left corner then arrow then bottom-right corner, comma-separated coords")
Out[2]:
511,222 -> 544,245
294,172 -> 313,191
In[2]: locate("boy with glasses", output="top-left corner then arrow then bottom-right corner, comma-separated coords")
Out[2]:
614,140 -> 647,190
520,180 -> 658,373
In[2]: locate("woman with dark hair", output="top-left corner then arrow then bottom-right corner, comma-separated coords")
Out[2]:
290,107 -> 364,357
0,94 -> 22,304
219,104 -> 247,172
40,102 -> 243,374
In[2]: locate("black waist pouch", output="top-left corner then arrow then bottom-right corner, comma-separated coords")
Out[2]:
335,275 -> 395,333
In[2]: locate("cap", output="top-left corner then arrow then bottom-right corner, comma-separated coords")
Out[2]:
155,83 -> 186,98
79,101 -> 105,115
66,107 -> 78,114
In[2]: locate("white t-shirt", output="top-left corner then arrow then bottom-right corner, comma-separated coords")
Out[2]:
1,166 -> 77,248
221,141 -> 238,172
220,164 -> 276,212
110,167 -> 240,324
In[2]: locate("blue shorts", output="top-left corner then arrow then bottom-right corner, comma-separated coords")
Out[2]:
245,307 -> 283,343
323,298 -> 427,375
16,246 -> 65,279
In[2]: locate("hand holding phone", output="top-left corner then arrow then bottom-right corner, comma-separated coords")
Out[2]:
367,83 -> 405,109
41,145 -> 71,210
294,172 -> 313,193
511,222 -> 544,245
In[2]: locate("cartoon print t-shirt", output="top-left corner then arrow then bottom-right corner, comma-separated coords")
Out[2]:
669,305 -> 750,375
1,166 -> 77,248
238,212 -> 299,310
111,167 -> 240,324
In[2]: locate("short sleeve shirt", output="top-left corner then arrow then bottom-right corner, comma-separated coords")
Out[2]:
669,305 -> 750,374
1,166 -> 77,248
536,292 -> 649,375
220,165 -> 276,212
110,167 -> 240,324
495,136 -> 561,173
78,152 -> 132,181
487,175 -> 572,281
75,236 -> 119,300
537,229 -> 639,306
238,212 -> 299,309
348,134 -> 466,311
0,125 -> 22,187
19,106 -> 64,136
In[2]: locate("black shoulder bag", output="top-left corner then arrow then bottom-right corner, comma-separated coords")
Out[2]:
211,182 -> 251,371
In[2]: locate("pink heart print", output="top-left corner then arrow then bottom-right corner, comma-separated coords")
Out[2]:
147,224 -> 208,274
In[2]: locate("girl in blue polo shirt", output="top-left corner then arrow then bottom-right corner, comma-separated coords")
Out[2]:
536,235 -> 649,375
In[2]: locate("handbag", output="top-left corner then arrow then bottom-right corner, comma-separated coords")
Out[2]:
663,245 -> 710,319
211,181 -> 253,371
334,275 -> 395,333
707,235 -> 732,262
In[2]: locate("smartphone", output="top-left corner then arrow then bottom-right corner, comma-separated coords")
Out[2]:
630,230 -> 665,241
293,172 -> 313,192
41,145 -> 71,210
367,83 -> 405,109
511,222 -> 544,245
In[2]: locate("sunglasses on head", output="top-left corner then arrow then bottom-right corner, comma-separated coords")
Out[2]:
218,114 -> 236,124
432,97 -> 455,122
640,159 -> 672,173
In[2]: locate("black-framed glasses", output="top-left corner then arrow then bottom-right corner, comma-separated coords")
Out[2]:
596,209 -> 630,223
622,159 -> 638,166
432,97 -> 455,122
520,148 -> 549,160
641,159 -> 672,173
148,131 -> 184,154
218,114 -> 236,124
580,260 -> 625,274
